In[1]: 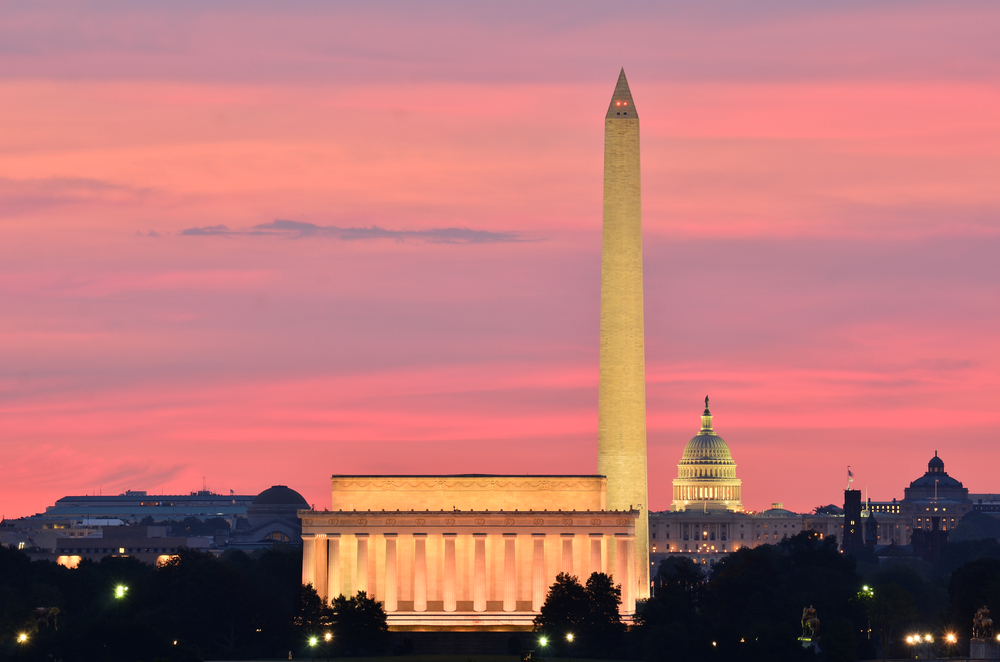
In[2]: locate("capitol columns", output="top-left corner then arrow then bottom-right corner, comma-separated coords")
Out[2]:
615,533 -> 635,615
589,533 -> 604,576
443,533 -> 457,612
561,533 -> 575,575
384,534 -> 398,612
314,533 -> 328,601
356,533 -> 369,594
302,533 -> 316,588
531,533 -> 546,612
327,534 -> 340,601
503,533 -> 517,612
413,533 -> 427,612
473,533 -> 487,612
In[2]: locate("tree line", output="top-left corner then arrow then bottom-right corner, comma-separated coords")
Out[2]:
0,544 -> 385,662
7,524 -> 1000,661
536,528 -> 1000,662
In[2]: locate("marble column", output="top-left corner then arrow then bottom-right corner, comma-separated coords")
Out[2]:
615,536 -> 629,615
314,534 -> 328,601
531,534 -> 546,612
302,533 -> 316,588
626,537 -> 636,613
443,533 -> 457,612
473,534 -> 487,612
561,534 -> 574,575
356,534 -> 369,595
384,534 -> 398,612
503,534 -> 516,612
413,534 -> 427,612
327,535 -> 340,600
589,534 -> 603,576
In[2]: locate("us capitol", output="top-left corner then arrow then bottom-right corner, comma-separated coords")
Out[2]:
650,397 -> 995,569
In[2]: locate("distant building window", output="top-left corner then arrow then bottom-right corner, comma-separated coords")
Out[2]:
265,531 -> 290,542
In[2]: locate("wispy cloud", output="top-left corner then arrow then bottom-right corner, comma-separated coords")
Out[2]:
181,219 -> 530,244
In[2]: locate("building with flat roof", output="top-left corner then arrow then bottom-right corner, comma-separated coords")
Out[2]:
39,490 -> 256,523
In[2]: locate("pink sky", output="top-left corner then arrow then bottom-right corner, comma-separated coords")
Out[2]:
2,1 -> 999,518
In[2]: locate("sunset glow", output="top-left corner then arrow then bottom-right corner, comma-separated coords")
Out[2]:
2,2 -> 999,518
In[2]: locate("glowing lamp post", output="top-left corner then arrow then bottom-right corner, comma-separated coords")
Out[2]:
114,585 -> 128,599
17,633 -> 28,644
566,633 -> 574,662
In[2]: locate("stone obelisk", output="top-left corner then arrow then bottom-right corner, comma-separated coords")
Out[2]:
598,68 -> 649,600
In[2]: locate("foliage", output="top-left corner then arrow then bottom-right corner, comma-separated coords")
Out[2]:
948,557 -> 1000,639
0,543 -> 301,661
329,590 -> 389,656
949,511 -> 1000,543
534,572 -> 624,657
867,583 -> 917,656
535,572 -> 589,633
935,538 -> 1000,577
636,532 -> 874,662
635,557 -> 707,661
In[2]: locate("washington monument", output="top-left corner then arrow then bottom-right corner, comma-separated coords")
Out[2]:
598,68 -> 649,600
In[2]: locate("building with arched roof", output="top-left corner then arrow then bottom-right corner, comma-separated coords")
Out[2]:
229,485 -> 309,549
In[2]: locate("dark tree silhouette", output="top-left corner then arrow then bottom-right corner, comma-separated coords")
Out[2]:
330,590 -> 389,656
534,572 -> 624,657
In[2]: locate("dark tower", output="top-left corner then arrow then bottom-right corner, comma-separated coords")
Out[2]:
842,489 -> 864,553
864,498 -> 879,550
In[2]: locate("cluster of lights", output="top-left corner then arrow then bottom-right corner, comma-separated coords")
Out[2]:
307,633 -> 333,647
114,585 -> 128,599
615,101 -> 629,107
906,634 -> 934,644
537,634 -> 575,648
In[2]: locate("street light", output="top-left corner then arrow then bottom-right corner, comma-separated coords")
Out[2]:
17,633 -> 28,644
115,585 -> 128,599
566,633 -> 574,662
308,636 -> 318,661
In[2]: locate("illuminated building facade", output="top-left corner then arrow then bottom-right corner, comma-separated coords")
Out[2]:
670,398 -> 742,512
650,419 -> 983,568
301,476 -> 637,628
859,452 -> 973,560
651,400 -> 818,567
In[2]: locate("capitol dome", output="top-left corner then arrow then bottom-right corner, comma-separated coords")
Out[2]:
671,397 -> 743,512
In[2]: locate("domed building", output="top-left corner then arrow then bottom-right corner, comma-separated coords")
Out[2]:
903,451 -> 969,502
228,485 -> 308,549
671,397 -> 743,512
